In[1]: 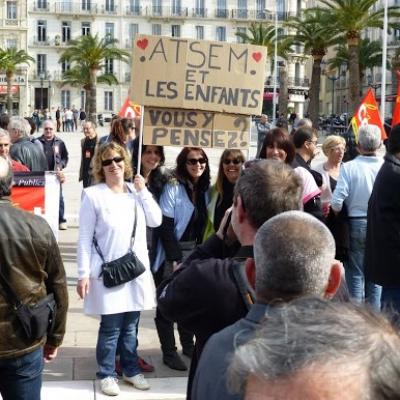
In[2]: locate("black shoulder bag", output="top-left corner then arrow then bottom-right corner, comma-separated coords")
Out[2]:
94,202 -> 145,288
0,270 -> 56,341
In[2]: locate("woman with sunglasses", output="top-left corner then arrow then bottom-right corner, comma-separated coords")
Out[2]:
76,142 -> 162,396
259,128 -> 322,220
203,149 -> 245,240
153,147 -> 211,371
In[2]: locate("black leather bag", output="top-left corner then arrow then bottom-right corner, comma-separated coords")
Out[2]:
94,202 -> 145,288
0,270 -> 56,341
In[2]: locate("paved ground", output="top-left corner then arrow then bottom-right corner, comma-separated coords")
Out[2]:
12,123 -> 338,399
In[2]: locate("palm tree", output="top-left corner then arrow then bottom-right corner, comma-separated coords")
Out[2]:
315,0 -> 400,115
0,48 -> 34,114
236,22 -> 294,119
285,9 -> 338,127
59,34 -> 130,123
62,65 -> 120,115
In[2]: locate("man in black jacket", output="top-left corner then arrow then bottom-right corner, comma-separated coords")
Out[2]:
157,160 -> 303,398
366,124 -> 400,313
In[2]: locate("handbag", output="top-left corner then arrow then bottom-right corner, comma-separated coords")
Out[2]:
0,270 -> 57,341
93,202 -> 145,288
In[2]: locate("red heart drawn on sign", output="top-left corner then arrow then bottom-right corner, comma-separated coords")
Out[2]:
252,52 -> 262,62
137,38 -> 148,50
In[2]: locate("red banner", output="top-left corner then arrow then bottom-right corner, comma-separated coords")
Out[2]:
119,98 -> 141,119
0,85 -> 19,94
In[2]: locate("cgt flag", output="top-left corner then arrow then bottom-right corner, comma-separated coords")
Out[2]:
119,98 -> 141,119
351,88 -> 386,141
392,71 -> 400,128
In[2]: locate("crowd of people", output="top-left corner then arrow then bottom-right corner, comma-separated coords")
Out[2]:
2,111 -> 400,400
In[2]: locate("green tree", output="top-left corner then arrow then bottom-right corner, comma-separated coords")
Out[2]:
315,0 -> 400,115
0,48 -> 34,114
59,34 -> 130,122
236,22 -> 294,119
285,9 -> 338,127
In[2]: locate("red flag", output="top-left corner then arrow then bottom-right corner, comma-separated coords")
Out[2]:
392,74 -> 400,128
119,98 -> 141,119
351,88 -> 386,141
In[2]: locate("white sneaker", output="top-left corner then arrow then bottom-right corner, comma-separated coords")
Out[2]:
123,373 -> 150,390
100,377 -> 120,396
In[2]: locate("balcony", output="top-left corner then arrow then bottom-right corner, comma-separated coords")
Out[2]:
54,2 -> 98,16
145,6 -> 189,18
32,36 -> 51,46
191,8 -> 207,17
265,76 -> 310,89
30,1 -> 50,12
126,5 -> 142,15
215,8 -> 228,18
100,5 -> 118,14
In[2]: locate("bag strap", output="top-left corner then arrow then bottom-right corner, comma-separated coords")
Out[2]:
93,185 -> 138,261
0,268 -> 22,308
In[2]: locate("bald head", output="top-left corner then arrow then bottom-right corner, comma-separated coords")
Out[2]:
254,211 -> 336,301
0,156 -> 12,198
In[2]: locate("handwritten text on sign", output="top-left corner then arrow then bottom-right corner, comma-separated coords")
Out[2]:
131,35 -> 267,115
143,108 -> 250,149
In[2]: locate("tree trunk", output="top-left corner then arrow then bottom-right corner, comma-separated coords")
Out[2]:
6,72 -> 13,115
308,56 -> 323,129
278,64 -> 288,119
347,38 -> 360,117
88,68 -> 97,124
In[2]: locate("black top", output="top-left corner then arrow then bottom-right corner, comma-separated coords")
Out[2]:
81,137 -> 97,187
213,179 -> 234,232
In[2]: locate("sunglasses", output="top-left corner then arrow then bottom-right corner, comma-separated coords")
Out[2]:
102,156 -> 124,167
223,158 -> 242,165
186,158 -> 207,165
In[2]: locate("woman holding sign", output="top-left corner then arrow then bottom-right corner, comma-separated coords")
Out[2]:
153,147 -> 211,371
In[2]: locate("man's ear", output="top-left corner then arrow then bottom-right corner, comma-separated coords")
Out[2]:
245,258 -> 256,290
236,195 -> 246,223
324,261 -> 342,299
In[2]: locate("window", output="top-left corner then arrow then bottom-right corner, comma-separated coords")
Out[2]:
62,22 -> 71,43
6,2 -> 17,19
195,26 -> 204,40
105,58 -> 114,74
82,0 -> 91,10
216,0 -> 227,17
82,22 -> 91,36
277,0 -> 286,20
171,25 -> 181,38
152,0 -> 161,15
37,54 -> 47,75
128,0 -> 140,14
172,0 -> 181,15
152,24 -> 161,35
194,0 -> 205,16
129,24 -> 139,42
256,0 -> 265,19
37,0 -> 48,9
61,90 -> 71,109
61,60 -> 70,73
394,28 -> 400,40
81,90 -> 85,110
6,38 -> 17,49
105,23 -> 114,41
37,20 -> 47,42
104,91 -> 113,111
236,27 -> 246,43
216,26 -> 226,41
105,0 -> 115,12
237,0 -> 247,18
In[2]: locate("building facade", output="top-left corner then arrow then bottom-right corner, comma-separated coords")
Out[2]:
15,0 -> 310,117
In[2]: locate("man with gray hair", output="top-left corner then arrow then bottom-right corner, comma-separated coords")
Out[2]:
191,211 -> 342,400
331,123 -> 383,310
8,116 -> 47,171
228,297 -> 400,400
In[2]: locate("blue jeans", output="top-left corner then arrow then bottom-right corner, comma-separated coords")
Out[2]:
0,347 -> 43,400
59,184 -> 66,224
346,219 -> 382,311
96,311 -> 141,379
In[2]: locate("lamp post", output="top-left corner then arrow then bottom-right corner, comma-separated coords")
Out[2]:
47,71 -> 52,112
39,71 -> 45,112
367,75 -> 380,97
327,73 -> 340,116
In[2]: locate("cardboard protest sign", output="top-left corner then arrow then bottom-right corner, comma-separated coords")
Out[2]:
143,107 -> 250,149
131,35 -> 267,115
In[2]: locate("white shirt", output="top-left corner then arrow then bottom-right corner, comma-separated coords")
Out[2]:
331,155 -> 383,217
77,183 -> 162,315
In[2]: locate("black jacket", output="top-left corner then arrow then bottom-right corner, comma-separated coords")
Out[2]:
366,154 -> 400,286
157,234 -> 253,398
292,153 -> 323,187
10,137 -> 48,172
37,135 -> 69,171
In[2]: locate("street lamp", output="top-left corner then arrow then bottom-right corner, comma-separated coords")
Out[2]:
39,71 -> 45,112
327,72 -> 340,116
47,71 -> 52,111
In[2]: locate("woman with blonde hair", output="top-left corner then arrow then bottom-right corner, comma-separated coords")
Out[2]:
76,142 -> 162,396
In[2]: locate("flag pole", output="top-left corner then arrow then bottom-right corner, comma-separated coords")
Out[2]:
136,106 -> 144,176
381,0 -> 388,120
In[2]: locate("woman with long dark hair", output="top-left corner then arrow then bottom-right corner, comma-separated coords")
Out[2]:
153,147 -> 210,371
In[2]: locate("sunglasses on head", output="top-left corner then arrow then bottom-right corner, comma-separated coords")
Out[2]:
186,158 -> 207,165
102,156 -> 124,167
223,158 -> 243,165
